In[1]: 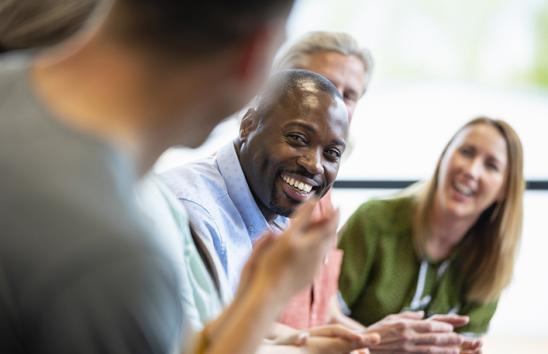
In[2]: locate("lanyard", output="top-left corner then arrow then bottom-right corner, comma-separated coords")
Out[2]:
407,259 -> 451,311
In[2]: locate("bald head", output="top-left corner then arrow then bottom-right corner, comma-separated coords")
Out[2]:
238,69 -> 348,218
254,69 -> 346,124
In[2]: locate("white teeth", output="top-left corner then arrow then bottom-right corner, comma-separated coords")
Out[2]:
453,181 -> 475,196
282,174 -> 313,193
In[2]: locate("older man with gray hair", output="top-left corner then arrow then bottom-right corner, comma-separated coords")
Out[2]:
275,31 -> 373,120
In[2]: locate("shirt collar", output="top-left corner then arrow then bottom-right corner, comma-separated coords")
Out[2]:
216,142 -> 288,242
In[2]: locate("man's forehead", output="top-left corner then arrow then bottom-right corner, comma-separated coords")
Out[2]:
271,92 -> 348,130
264,89 -> 331,121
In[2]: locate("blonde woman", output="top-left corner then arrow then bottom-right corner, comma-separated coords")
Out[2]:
338,117 -> 524,342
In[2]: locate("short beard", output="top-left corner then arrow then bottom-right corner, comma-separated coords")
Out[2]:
268,187 -> 296,217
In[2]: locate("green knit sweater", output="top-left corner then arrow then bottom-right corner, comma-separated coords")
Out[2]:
338,195 -> 498,335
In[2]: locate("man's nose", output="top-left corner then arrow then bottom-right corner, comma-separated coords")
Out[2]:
297,148 -> 324,175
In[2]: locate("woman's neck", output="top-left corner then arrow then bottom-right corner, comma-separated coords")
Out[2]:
425,200 -> 477,262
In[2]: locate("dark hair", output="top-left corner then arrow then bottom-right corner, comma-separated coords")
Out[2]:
0,0 -> 98,52
111,0 -> 295,55
255,69 -> 344,121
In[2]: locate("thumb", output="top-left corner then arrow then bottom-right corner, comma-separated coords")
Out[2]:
394,311 -> 425,320
360,332 -> 381,347
287,198 -> 319,233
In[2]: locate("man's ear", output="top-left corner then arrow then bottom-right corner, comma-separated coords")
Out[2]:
239,108 -> 259,141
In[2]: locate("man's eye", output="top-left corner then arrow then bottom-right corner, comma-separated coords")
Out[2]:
286,133 -> 307,145
325,148 -> 341,160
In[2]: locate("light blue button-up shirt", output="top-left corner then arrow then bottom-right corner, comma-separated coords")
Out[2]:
161,143 -> 288,292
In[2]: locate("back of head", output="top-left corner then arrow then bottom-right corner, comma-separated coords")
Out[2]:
108,0 -> 295,56
0,0 -> 98,52
274,31 -> 374,87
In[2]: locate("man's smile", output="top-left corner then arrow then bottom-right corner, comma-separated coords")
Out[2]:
279,172 -> 320,203
281,173 -> 316,193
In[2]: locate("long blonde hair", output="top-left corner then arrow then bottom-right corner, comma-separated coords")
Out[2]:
412,117 -> 524,303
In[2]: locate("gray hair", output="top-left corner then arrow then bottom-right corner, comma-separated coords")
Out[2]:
275,31 -> 374,93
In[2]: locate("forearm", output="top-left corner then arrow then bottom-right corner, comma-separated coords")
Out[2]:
266,322 -> 299,340
256,344 -> 306,354
327,295 -> 366,332
204,277 -> 286,354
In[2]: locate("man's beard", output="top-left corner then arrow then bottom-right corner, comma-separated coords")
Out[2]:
268,187 -> 296,217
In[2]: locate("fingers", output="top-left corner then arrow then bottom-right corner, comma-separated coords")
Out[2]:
288,198 -> 320,232
403,345 -> 461,354
271,331 -> 309,346
360,332 -> 381,347
350,350 -> 370,354
461,349 -> 482,354
296,207 -> 340,262
251,231 -> 275,255
306,325 -> 381,352
242,231 -> 275,277
461,337 -> 482,349
389,311 -> 426,321
410,333 -> 463,346
309,324 -> 364,342
411,320 -> 455,333
368,320 -> 462,354
461,337 -> 482,354
429,314 -> 470,328
305,207 -> 340,238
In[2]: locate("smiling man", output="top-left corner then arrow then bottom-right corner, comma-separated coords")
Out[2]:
162,69 -> 348,292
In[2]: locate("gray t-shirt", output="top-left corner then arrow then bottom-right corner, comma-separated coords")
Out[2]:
0,56 -> 184,354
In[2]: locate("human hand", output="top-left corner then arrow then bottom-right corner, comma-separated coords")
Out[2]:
367,312 -> 463,354
238,198 -> 340,302
460,337 -> 482,354
429,314 -> 482,353
271,324 -> 380,348
308,325 -> 379,344
304,332 -> 380,354
428,314 -> 470,329
328,296 -> 368,332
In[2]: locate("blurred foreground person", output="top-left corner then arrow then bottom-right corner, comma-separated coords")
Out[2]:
0,0 -> 355,353
339,117 -> 524,354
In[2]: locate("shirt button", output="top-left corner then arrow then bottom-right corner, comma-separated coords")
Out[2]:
248,226 -> 254,232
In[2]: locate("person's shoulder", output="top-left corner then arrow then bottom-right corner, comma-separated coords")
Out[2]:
0,54 -> 30,102
0,54 -> 29,75
351,194 -> 414,230
355,194 -> 412,216
161,155 -> 226,201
